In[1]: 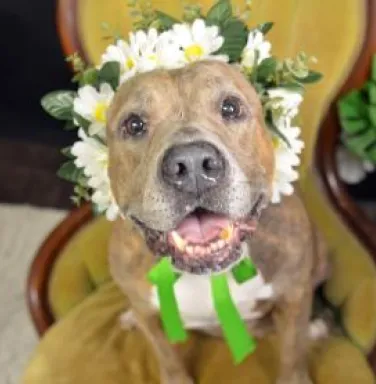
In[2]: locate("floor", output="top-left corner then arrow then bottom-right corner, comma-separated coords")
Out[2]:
0,204 -> 66,384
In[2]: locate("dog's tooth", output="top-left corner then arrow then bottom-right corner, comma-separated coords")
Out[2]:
211,242 -> 219,252
186,245 -> 194,255
213,242 -> 221,251
217,240 -> 225,249
171,231 -> 186,252
198,246 -> 204,255
194,245 -> 202,255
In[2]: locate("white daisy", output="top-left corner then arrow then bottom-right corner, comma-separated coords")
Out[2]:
135,29 -> 184,72
270,118 -> 304,204
101,39 -> 138,83
71,129 -> 119,220
92,188 -> 120,221
169,19 -> 228,64
73,83 -> 114,139
71,129 -> 109,189
128,28 -> 162,72
267,88 -> 303,120
241,30 -> 271,72
100,29 -> 182,82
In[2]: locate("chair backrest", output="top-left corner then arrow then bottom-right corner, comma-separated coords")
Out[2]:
316,0 -> 376,260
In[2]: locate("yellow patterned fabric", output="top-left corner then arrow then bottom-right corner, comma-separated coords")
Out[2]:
23,0 -> 376,382
23,280 -> 375,384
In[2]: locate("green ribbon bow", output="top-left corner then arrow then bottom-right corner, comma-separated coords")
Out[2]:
147,256 -> 258,364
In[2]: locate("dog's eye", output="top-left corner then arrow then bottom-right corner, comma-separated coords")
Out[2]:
221,97 -> 242,120
121,114 -> 147,138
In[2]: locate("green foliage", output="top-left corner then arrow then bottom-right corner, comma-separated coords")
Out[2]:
297,70 -> 323,84
181,3 -> 202,23
264,110 -> 290,147
337,66 -> 376,164
64,120 -> 76,131
218,18 -> 248,62
66,53 -> 85,73
206,0 -> 232,25
155,11 -> 179,30
41,91 -> 75,121
255,57 -> 277,83
204,0 -> 248,62
97,61 -> 120,90
61,146 -> 74,159
79,68 -> 99,86
72,112 -> 91,131
58,161 -> 91,206
57,161 -> 86,184
256,22 -> 274,34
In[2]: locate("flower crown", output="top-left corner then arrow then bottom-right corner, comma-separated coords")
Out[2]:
42,0 -> 322,220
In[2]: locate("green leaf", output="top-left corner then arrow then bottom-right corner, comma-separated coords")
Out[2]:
368,82 -> 376,105
73,112 -> 91,130
257,22 -> 274,35
337,90 -> 368,119
64,120 -> 76,131
256,57 -> 277,82
218,18 -> 248,62
97,61 -> 120,90
41,91 -> 75,120
155,11 -> 179,29
206,0 -> 232,25
340,119 -> 368,134
297,70 -> 323,84
343,129 -> 376,157
92,203 -> 105,217
372,55 -> 376,83
368,105 -> 376,126
365,145 -> 376,162
61,146 -> 74,159
265,110 -> 291,147
277,82 -> 305,94
57,161 -> 86,184
80,68 -> 99,86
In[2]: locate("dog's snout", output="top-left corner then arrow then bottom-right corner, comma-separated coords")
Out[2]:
162,141 -> 226,194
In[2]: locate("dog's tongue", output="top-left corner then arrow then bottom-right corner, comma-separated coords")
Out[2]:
175,211 -> 230,244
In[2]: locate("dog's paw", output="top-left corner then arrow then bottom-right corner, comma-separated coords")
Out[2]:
309,318 -> 330,341
118,310 -> 137,331
162,375 -> 194,384
277,371 -> 313,384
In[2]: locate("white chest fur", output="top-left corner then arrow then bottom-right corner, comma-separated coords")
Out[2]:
150,262 -> 274,330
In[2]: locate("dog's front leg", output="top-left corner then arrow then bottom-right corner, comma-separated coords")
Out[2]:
110,221 -> 193,384
124,287 -> 194,384
274,286 -> 313,384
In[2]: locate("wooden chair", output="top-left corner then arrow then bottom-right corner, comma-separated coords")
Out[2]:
27,0 -> 376,373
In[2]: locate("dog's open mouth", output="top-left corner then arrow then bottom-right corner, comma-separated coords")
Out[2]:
166,209 -> 257,273
133,197 -> 264,274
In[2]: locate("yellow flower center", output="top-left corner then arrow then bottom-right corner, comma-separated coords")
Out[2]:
94,102 -> 108,123
148,54 -> 158,62
184,44 -> 204,61
272,136 -> 280,148
125,57 -> 135,71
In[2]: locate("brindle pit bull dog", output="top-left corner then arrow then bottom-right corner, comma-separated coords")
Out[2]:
107,60 -> 328,384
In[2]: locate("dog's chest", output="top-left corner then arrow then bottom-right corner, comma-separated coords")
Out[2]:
150,270 -> 274,330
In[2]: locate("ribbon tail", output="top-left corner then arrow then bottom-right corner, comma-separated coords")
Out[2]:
211,274 -> 257,364
157,282 -> 188,343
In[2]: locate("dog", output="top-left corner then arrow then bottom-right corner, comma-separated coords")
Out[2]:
106,60 -> 328,384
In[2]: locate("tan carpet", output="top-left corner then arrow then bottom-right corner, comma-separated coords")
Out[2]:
0,204 -> 66,384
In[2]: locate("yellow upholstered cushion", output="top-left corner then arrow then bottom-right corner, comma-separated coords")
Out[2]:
23,280 -> 375,384
23,0 -> 376,382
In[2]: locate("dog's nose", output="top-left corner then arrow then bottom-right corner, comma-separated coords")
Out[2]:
162,141 -> 226,194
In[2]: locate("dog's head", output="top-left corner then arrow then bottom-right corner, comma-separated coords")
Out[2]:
107,60 -> 274,274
